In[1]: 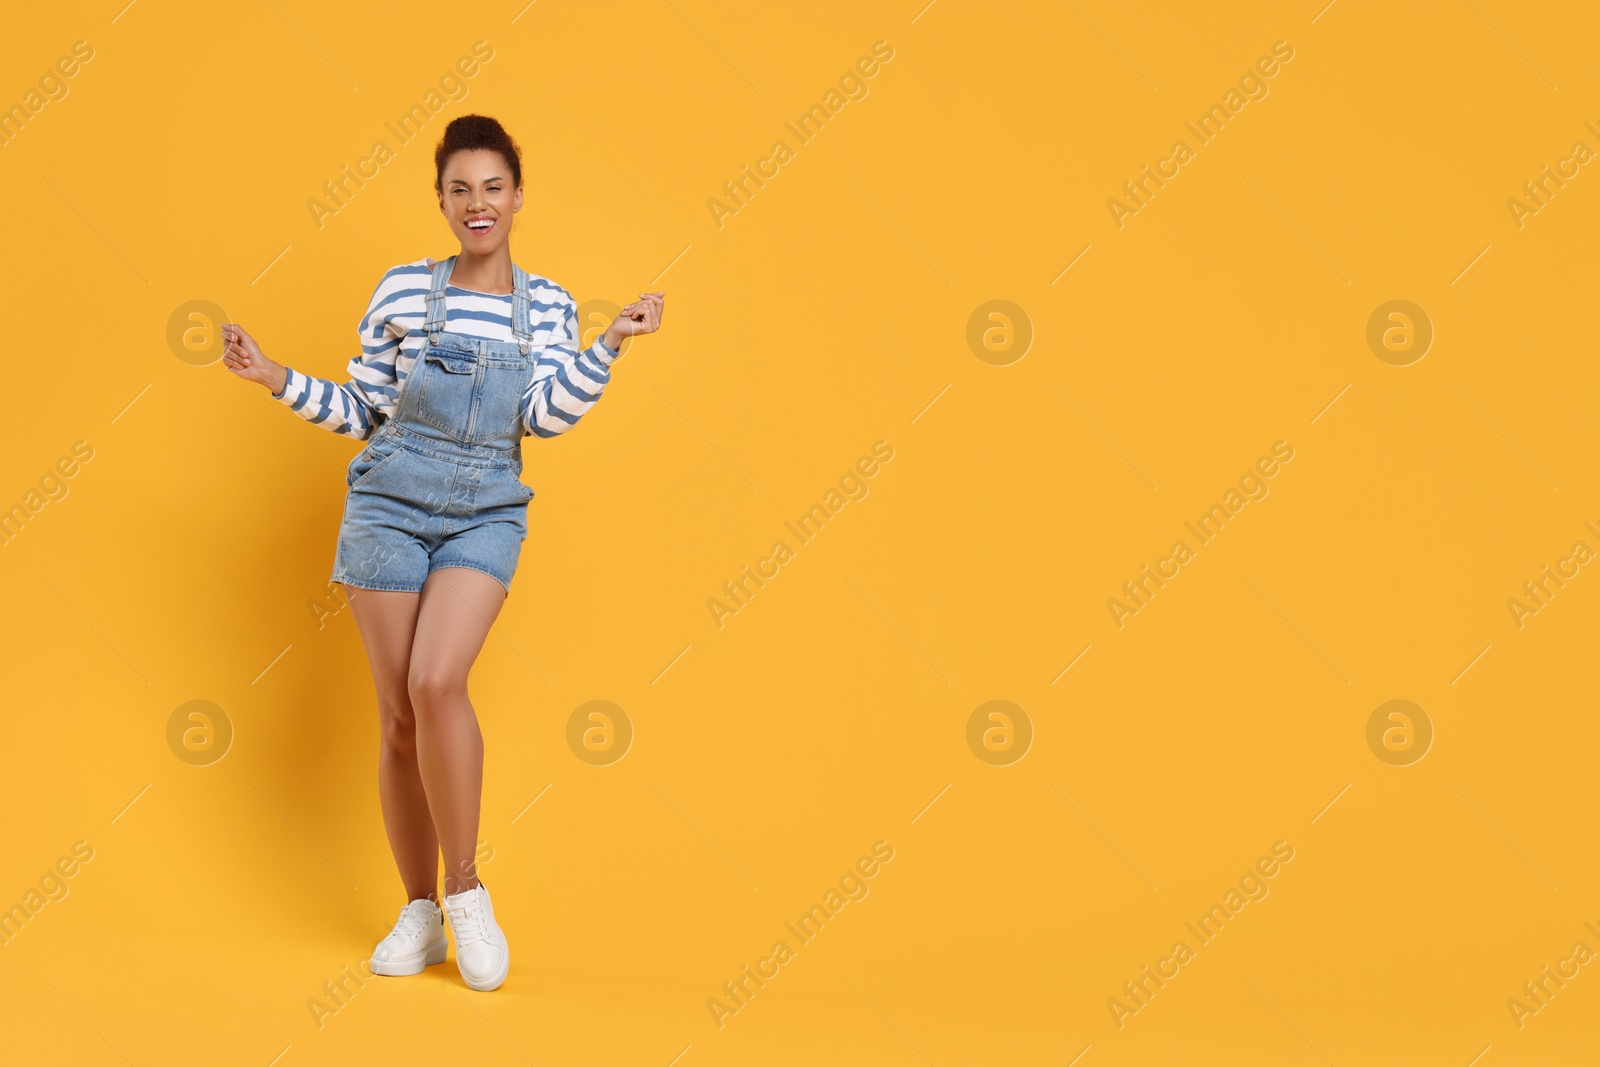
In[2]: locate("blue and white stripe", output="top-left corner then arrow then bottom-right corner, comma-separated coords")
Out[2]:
271,258 -> 619,441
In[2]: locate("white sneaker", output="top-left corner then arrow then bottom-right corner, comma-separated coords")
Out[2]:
443,881 -> 510,991
370,898 -> 447,976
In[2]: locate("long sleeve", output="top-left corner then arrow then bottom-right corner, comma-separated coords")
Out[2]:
522,301 -> 621,438
270,272 -> 404,441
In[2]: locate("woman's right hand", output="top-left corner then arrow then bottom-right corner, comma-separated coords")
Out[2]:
221,323 -> 288,396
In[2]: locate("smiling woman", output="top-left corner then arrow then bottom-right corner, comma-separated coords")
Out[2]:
219,112 -> 665,996
437,125 -> 525,262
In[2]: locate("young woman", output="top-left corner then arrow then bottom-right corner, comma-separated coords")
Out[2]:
219,115 -> 664,991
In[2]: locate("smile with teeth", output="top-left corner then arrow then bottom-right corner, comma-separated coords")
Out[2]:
467,217 -> 495,231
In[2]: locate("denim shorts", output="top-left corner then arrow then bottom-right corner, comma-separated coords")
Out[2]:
331,425 -> 533,595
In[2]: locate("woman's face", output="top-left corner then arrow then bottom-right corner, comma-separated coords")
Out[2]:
438,149 -> 522,250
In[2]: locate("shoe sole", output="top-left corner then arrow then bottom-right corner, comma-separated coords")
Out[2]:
457,944 -> 510,992
371,935 -> 448,976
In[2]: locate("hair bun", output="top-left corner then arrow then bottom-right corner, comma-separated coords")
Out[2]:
434,115 -> 522,192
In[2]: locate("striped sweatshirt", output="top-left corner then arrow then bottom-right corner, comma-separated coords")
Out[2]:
270,258 -> 620,441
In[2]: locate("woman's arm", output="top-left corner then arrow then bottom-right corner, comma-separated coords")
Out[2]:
522,302 -> 622,438
223,270 -> 404,442
270,359 -> 388,441
521,290 -> 666,438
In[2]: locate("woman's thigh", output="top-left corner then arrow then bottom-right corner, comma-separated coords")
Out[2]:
345,585 -> 423,721
408,567 -> 507,704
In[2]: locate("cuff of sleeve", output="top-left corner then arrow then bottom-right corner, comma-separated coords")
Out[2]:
592,336 -> 621,364
272,367 -> 298,402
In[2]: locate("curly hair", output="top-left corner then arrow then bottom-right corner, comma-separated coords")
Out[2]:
433,114 -> 522,193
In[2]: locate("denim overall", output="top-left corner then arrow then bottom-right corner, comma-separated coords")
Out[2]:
331,254 -> 538,595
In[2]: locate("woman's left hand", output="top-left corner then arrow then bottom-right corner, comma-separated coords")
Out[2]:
603,291 -> 664,351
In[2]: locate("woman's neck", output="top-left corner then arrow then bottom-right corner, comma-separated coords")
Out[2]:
450,248 -> 514,295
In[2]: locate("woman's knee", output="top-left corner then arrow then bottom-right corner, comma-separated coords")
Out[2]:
407,666 -> 466,715
377,693 -> 418,752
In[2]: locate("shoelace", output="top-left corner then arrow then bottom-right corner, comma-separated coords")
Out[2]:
447,896 -> 489,945
388,902 -> 435,943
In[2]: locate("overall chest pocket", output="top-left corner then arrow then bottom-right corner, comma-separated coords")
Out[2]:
415,350 -> 478,437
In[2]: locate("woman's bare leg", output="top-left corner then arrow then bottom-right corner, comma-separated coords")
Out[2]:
344,584 -> 439,905
408,567 -> 506,897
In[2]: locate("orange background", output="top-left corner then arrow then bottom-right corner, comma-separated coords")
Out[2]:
1,1 -> 1597,1063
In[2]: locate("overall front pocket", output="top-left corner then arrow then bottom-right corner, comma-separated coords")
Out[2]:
346,438 -> 406,490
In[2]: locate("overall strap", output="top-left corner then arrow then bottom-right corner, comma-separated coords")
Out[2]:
423,255 -> 456,342
510,263 -> 534,355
